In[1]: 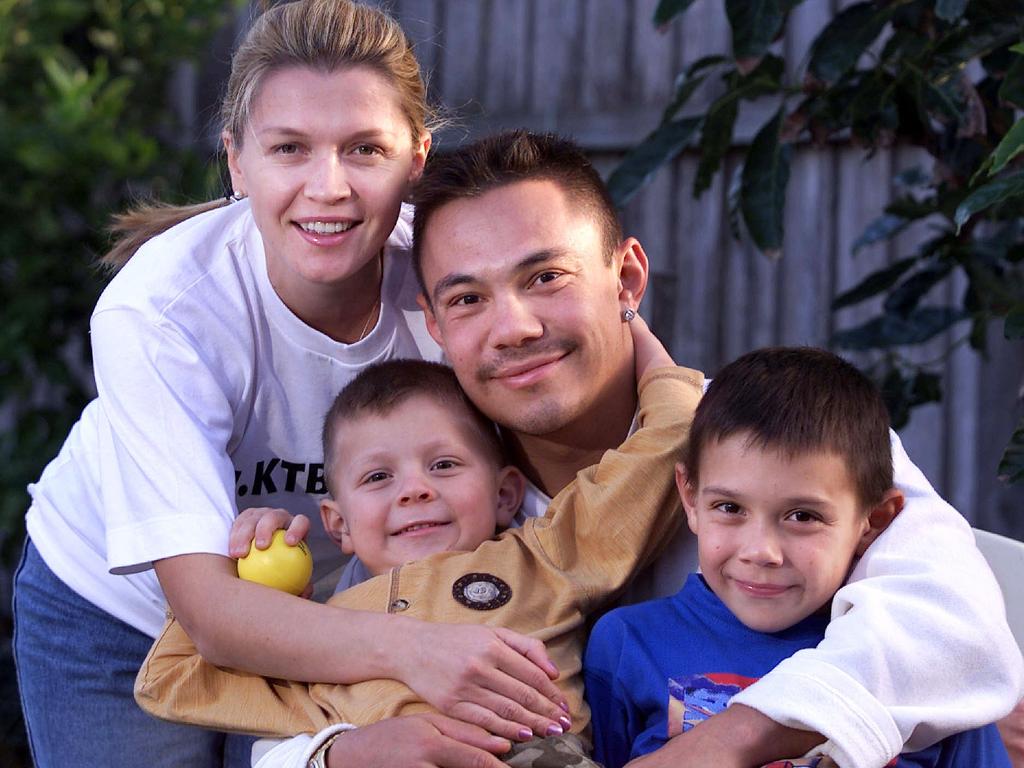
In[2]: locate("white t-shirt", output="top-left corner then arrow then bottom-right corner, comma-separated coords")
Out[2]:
25,201 -> 440,639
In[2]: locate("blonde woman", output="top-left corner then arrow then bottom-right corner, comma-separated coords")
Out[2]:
13,3 -> 565,766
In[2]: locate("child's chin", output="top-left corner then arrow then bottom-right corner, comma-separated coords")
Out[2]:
732,607 -> 800,634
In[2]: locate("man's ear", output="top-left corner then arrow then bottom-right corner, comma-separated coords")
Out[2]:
675,463 -> 700,536
855,488 -> 905,557
494,466 -> 526,528
616,237 -> 650,310
222,130 -> 245,197
320,498 -> 355,555
408,132 -> 432,184
416,292 -> 445,349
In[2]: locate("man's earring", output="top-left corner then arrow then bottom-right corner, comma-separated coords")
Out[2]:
622,308 -> 636,322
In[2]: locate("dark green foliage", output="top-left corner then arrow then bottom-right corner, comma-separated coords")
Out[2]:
999,417 -> 1024,482
607,118 -> 702,207
740,109 -> 791,255
611,0 -> 1024,485
0,0 -> 240,564
880,366 -> 944,430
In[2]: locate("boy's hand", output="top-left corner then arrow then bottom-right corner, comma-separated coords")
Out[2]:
997,698 -> 1024,767
630,313 -> 675,382
394,622 -> 571,744
624,705 -> 822,768
228,507 -> 310,558
327,714 -> 509,768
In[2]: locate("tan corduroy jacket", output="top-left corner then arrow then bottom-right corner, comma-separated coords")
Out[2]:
134,366 -> 704,738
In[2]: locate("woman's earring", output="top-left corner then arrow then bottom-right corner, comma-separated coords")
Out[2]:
622,308 -> 636,322
228,191 -> 246,202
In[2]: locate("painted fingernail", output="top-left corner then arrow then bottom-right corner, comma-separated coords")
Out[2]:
559,716 -> 572,731
559,700 -> 570,713
518,728 -> 533,742
546,723 -> 564,737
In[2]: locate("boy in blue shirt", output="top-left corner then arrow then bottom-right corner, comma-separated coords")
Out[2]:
584,347 -> 1010,768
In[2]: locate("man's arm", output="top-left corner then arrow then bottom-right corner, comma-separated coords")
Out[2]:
723,433 -> 1024,767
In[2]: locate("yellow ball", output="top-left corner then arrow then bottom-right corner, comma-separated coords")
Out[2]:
236,529 -> 313,595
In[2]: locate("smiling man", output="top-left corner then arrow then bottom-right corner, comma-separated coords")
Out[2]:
408,131 -> 1023,768
412,140 -> 646,499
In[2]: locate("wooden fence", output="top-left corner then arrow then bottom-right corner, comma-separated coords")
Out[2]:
210,0 -> 1023,535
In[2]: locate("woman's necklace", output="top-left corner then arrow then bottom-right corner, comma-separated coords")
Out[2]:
355,251 -> 384,343
356,295 -> 380,342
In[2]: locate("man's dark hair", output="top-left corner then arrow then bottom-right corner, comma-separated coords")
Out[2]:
682,347 -> 894,508
410,130 -> 623,298
321,359 -> 505,496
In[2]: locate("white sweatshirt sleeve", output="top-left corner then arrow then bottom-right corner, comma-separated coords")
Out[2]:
252,725 -> 355,768
731,431 -> 1024,768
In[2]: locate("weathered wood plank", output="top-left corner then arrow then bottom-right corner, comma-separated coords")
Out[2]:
668,154 -> 726,373
580,0 -> 631,112
436,0 -> 487,114
483,0 -> 531,112
394,0 -> 441,86
779,149 -> 835,346
528,0 -> 584,117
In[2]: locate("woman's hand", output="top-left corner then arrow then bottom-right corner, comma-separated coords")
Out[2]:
629,314 -> 675,381
228,507 -> 310,558
327,714 -> 510,768
394,621 -> 571,743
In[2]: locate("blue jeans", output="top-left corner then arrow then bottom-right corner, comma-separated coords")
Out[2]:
13,539 -> 255,768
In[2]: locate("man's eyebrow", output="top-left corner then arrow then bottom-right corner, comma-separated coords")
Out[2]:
430,248 -> 575,305
431,273 -> 477,305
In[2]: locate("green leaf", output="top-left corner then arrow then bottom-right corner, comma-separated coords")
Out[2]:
688,52 -> 786,194
879,367 -> 942,429
808,3 -> 895,84
1006,302 -> 1024,338
653,0 -> 699,27
662,56 -> 733,122
831,307 -> 968,349
725,0 -> 787,63
969,315 -> 989,352
997,416 -> 1024,484
727,159 -> 746,241
935,0 -> 968,22
852,214 -> 912,254
662,56 -> 732,122
884,263 -> 954,316
694,88 -> 740,195
1012,42 -> 1024,54
880,367 -> 913,429
832,256 -> 918,310
998,53 -> 1024,108
740,109 -> 792,255
987,117 -> 1024,178
955,171 -> 1024,231
607,117 -> 702,207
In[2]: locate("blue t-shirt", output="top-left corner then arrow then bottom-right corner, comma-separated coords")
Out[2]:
583,573 -> 1009,768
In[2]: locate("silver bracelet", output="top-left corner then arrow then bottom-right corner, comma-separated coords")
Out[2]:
308,730 -> 345,768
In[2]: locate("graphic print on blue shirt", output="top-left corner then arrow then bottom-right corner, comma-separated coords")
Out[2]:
668,672 -> 755,736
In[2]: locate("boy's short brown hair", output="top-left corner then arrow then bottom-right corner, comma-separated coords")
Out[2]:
321,360 -> 505,496
683,347 -> 893,508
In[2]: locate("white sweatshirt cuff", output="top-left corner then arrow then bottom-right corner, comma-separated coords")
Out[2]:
730,656 -> 902,768
252,723 -> 357,768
